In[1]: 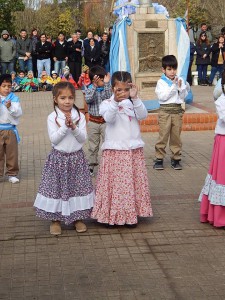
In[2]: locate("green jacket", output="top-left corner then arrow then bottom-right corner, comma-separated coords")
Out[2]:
0,38 -> 16,62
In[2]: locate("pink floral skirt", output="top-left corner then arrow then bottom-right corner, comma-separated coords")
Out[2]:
91,148 -> 153,225
199,135 -> 225,227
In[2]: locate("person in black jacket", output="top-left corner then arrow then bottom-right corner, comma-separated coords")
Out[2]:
208,35 -> 225,86
187,42 -> 196,86
52,32 -> 68,76
16,29 -> 33,73
195,32 -> 211,86
99,32 -> 110,72
84,38 -> 100,69
67,33 -> 82,83
36,33 -> 52,78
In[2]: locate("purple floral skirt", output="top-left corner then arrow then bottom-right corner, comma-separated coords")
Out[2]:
34,148 -> 94,224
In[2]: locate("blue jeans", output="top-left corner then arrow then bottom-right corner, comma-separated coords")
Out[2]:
18,59 -> 33,72
209,65 -> 224,83
54,60 -> 66,76
1,62 -> 14,74
37,58 -> 51,77
197,65 -> 208,82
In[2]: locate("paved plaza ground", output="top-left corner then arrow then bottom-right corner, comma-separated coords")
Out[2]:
1,87 -> 225,300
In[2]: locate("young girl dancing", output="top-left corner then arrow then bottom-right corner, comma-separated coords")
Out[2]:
91,71 -> 153,226
34,82 -> 94,235
199,70 -> 225,227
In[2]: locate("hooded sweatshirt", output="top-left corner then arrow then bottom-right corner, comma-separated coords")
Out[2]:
0,30 -> 16,62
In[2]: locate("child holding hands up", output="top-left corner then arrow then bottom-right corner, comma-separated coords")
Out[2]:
91,71 -> 153,226
34,82 -> 94,235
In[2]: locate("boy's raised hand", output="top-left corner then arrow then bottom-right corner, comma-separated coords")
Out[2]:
129,83 -> 138,99
104,73 -> 110,83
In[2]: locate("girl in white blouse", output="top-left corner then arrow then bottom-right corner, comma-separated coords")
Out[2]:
91,71 -> 153,227
199,70 -> 225,227
34,82 -> 94,235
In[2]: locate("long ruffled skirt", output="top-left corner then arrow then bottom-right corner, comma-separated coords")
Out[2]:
34,148 -> 94,225
199,135 -> 225,227
91,148 -> 153,225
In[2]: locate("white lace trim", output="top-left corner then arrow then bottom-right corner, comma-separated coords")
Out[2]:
34,192 -> 94,216
198,174 -> 225,206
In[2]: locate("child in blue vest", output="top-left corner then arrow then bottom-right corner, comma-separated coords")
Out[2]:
0,74 -> 22,183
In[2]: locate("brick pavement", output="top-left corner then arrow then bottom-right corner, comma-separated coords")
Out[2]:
1,90 -> 225,300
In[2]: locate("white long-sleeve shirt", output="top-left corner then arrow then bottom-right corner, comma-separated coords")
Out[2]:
215,94 -> 225,135
0,94 -> 22,125
99,96 -> 147,150
47,107 -> 87,153
155,77 -> 189,104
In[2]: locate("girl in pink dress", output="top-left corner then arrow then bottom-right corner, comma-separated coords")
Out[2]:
199,70 -> 225,227
91,71 -> 153,226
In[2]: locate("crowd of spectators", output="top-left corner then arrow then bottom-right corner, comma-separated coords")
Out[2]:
0,27 -> 113,92
188,23 -> 225,86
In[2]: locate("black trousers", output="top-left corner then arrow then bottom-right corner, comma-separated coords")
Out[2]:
68,61 -> 82,83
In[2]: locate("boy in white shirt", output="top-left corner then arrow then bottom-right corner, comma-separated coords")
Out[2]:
0,74 -> 22,183
154,55 -> 189,170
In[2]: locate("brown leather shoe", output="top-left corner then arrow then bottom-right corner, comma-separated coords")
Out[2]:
74,220 -> 87,233
50,221 -> 62,235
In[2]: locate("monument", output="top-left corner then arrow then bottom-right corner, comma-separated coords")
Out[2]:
126,0 -> 177,100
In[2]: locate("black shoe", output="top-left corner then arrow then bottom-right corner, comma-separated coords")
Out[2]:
171,160 -> 182,170
208,82 -> 213,86
153,159 -> 164,170
202,80 -> 208,86
89,168 -> 94,176
125,224 -> 137,228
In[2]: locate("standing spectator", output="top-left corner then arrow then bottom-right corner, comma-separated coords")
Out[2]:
36,33 -> 52,77
208,35 -> 225,86
30,28 -> 39,77
16,29 -> 33,73
84,38 -> 100,69
195,32 -> 211,86
99,32 -> 110,72
0,30 -> 16,74
187,42 -> 196,86
52,32 -> 68,76
83,31 -> 99,50
108,26 -> 113,43
196,23 -> 212,43
67,34 -> 82,83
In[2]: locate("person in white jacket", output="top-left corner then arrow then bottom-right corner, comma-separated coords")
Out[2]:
199,69 -> 225,227
91,71 -> 153,227
34,82 -> 94,235
154,55 -> 189,170
0,74 -> 22,183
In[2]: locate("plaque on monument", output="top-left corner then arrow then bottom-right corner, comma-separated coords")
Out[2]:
138,33 -> 165,72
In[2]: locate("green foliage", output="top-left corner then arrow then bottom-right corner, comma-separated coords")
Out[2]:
0,0 -> 25,34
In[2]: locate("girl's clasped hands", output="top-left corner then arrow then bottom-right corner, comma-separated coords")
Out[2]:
65,112 -> 76,130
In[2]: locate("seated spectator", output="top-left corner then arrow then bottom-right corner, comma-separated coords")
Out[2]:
17,70 -> 26,84
11,71 -> 22,92
61,66 -> 78,88
38,70 -> 52,91
78,65 -> 91,90
47,70 -> 61,87
20,70 -> 39,92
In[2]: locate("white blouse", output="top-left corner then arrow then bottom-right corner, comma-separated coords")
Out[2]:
99,95 -> 147,150
155,77 -> 189,104
47,107 -> 87,153
215,94 -> 225,135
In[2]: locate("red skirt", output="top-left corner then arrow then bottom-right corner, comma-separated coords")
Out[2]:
199,135 -> 225,227
91,148 -> 153,225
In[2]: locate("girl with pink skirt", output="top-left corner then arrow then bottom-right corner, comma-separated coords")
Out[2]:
199,71 -> 225,227
91,71 -> 153,226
